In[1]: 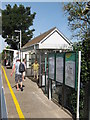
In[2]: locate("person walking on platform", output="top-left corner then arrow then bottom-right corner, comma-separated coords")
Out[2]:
22,58 -> 26,81
11,58 -> 23,91
32,60 -> 39,80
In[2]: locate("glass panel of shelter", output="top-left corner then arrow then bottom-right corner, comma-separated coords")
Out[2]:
40,52 -> 48,94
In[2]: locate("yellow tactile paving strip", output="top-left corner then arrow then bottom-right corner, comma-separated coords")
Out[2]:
2,66 -> 25,120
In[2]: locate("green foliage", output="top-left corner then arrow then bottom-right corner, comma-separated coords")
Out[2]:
64,2 -> 90,118
68,41 -> 89,118
63,2 -> 89,40
2,4 -> 36,49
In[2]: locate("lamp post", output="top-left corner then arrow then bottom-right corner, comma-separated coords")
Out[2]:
15,30 -> 22,49
15,30 -> 22,60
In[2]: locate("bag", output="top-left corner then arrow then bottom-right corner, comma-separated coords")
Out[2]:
19,62 -> 25,73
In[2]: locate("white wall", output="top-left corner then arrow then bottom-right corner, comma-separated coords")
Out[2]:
39,31 -> 72,49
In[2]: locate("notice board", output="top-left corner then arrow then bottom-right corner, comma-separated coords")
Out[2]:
56,54 -> 64,83
65,53 -> 76,88
48,55 -> 55,80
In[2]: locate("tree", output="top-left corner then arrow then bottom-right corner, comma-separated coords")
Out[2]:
63,2 -> 90,118
2,4 -> 36,49
63,2 -> 89,40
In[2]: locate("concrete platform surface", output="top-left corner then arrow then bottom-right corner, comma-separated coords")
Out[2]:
2,66 -> 72,119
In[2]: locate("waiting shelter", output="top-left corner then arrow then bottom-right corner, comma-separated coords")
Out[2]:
21,27 -> 73,89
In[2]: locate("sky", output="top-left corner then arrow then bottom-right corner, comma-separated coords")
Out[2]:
0,2 -> 74,53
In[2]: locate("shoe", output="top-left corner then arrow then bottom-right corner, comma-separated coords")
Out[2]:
21,87 -> 23,91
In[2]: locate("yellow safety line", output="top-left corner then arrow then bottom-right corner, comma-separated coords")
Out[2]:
2,66 -> 25,120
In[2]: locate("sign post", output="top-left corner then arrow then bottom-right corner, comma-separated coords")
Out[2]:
76,51 -> 81,119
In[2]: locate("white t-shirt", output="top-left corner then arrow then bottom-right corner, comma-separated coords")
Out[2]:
15,61 -> 21,75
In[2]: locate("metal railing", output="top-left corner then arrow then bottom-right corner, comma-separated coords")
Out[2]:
0,69 -> 8,119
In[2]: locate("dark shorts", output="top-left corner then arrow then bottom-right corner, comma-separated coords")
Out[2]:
15,74 -> 22,83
